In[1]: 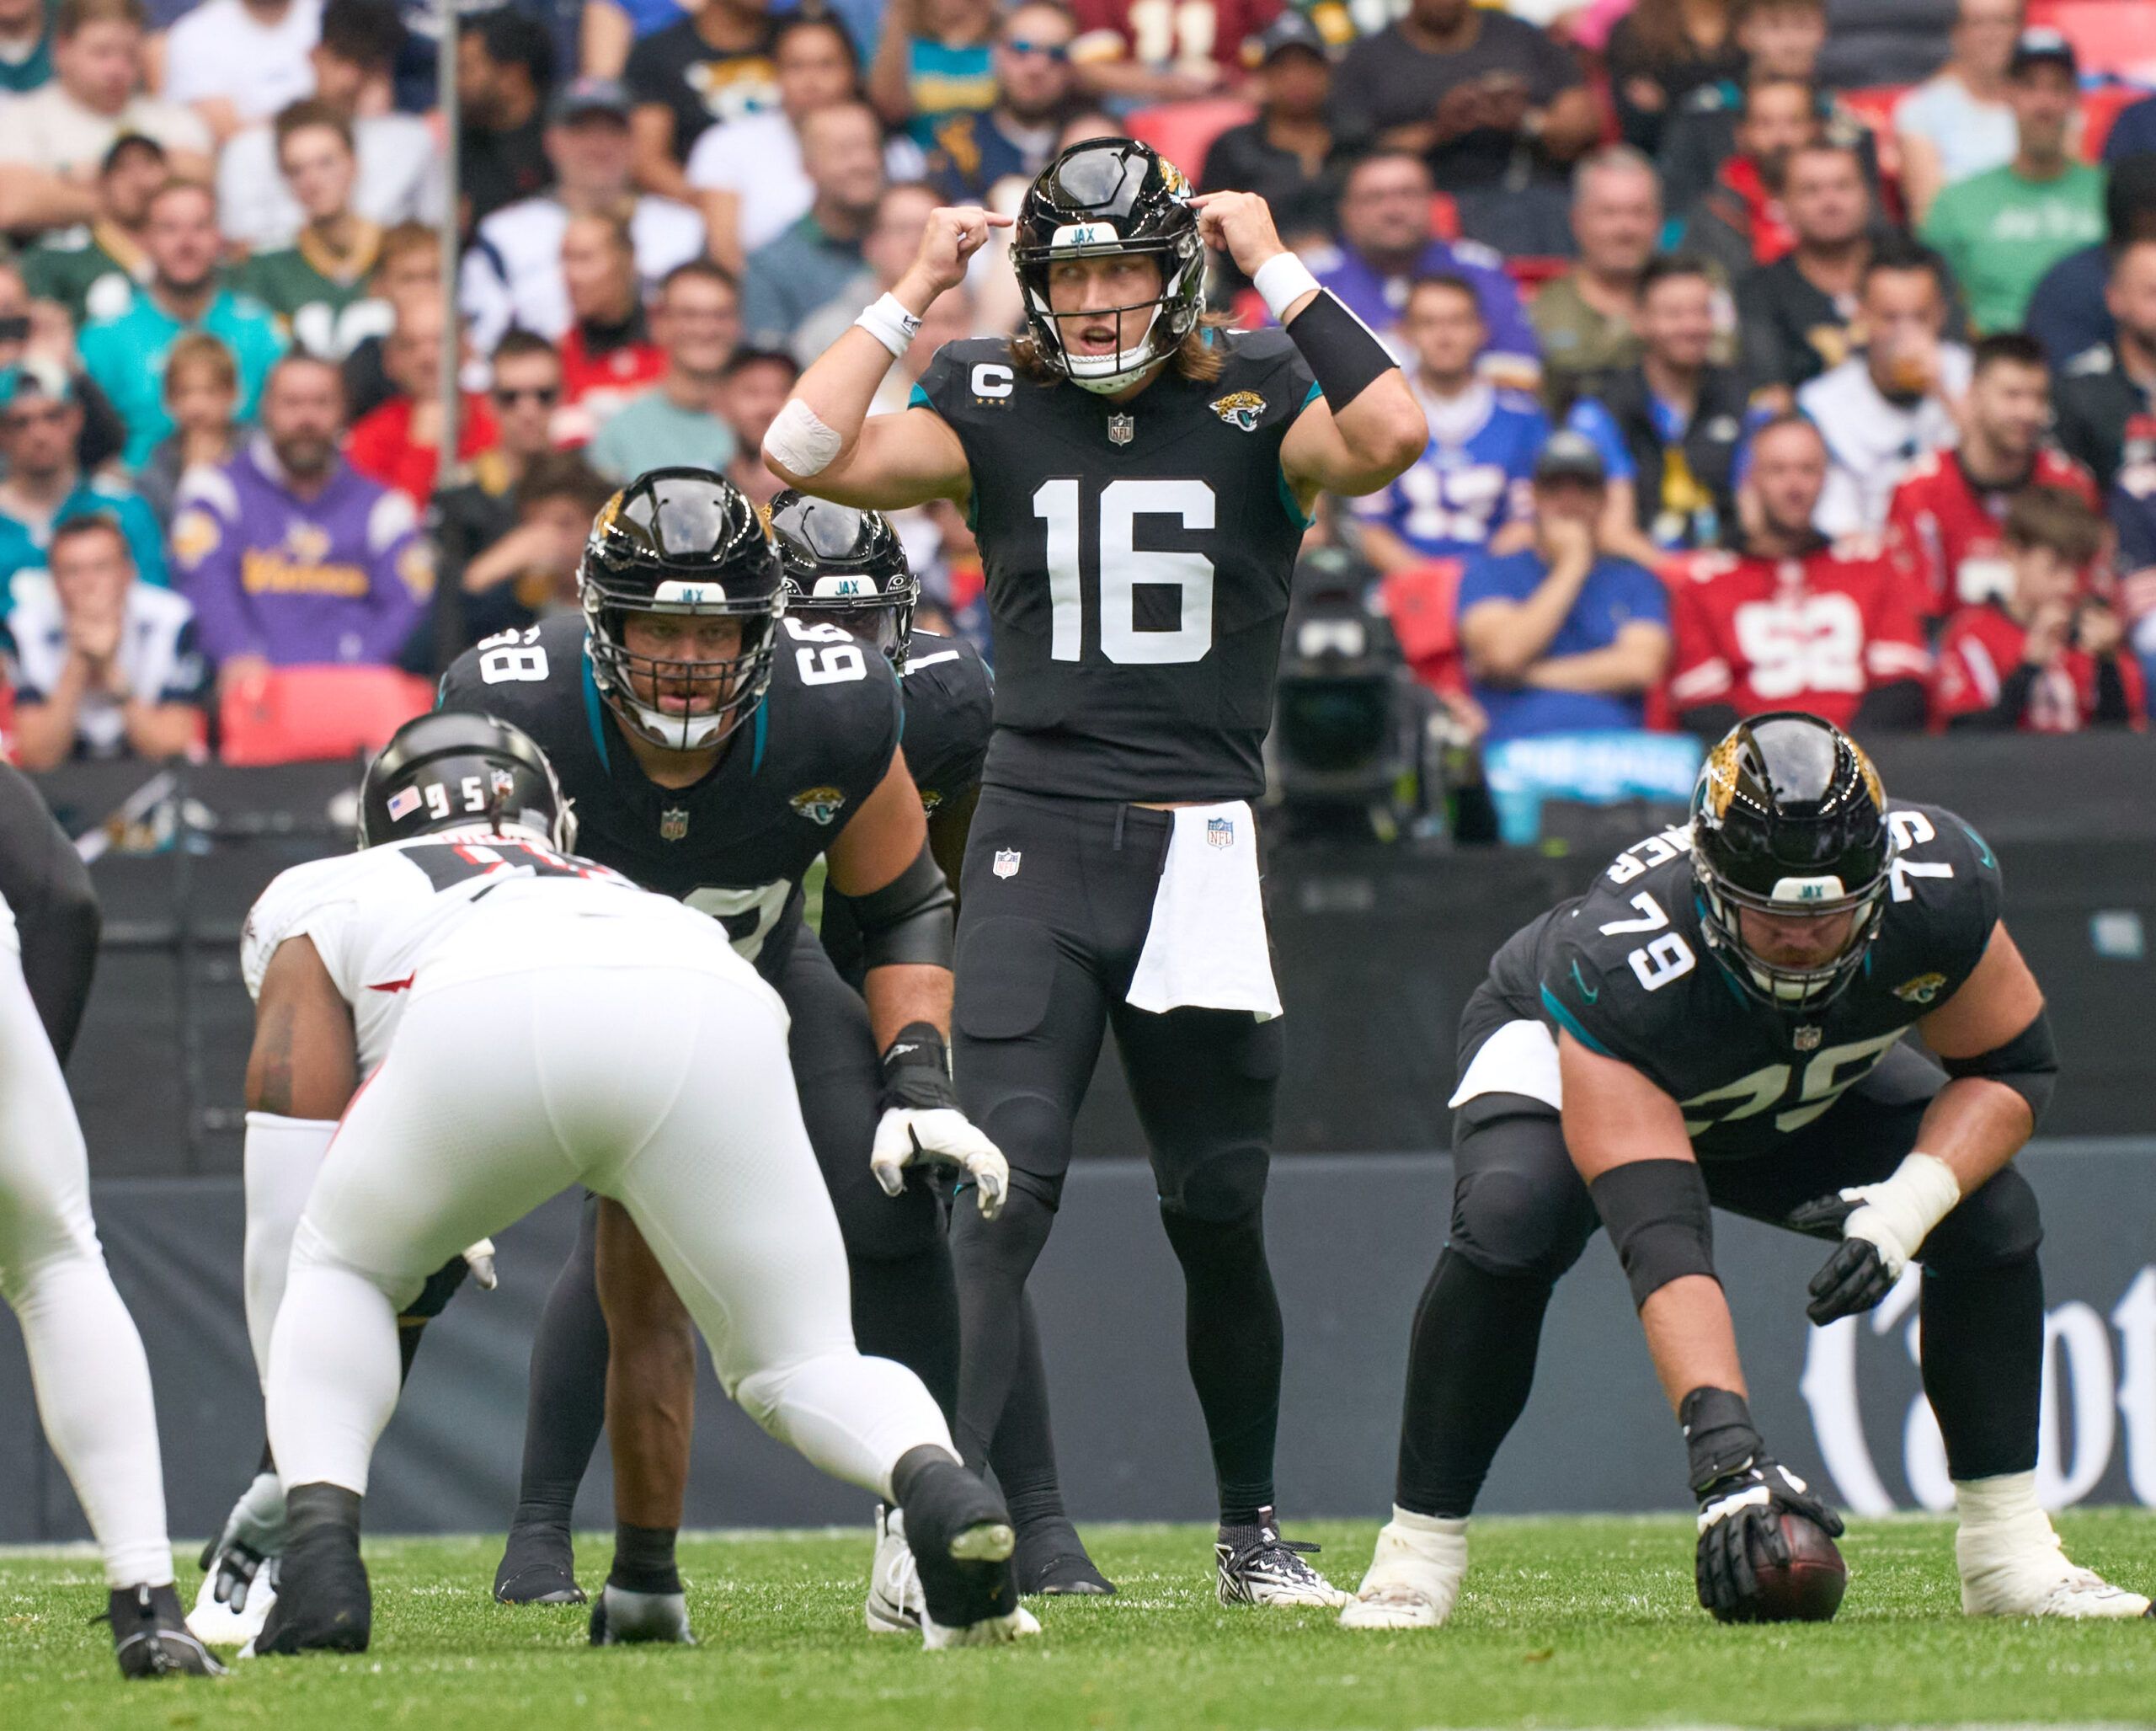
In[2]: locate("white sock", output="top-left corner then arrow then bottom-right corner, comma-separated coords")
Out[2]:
264,1253 -> 403,1496
734,1350 -> 955,1504
1955,1471 -> 2046,1530
243,1114 -> 339,1386
1390,1506 -> 1469,1540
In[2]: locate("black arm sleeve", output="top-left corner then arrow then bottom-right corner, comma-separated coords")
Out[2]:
844,840 -> 956,972
1852,676 -> 1929,732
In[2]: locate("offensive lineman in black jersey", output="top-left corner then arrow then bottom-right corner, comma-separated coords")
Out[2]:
436,470 -> 1014,1644
767,138 -> 1427,1600
1344,713 -> 2151,1627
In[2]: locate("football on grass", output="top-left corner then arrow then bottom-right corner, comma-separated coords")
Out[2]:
1717,1513 -> 1848,1624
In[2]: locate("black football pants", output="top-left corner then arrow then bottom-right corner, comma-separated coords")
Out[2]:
949,787 -> 1287,1523
504,922 -> 961,1532
1394,1014 -> 2045,1519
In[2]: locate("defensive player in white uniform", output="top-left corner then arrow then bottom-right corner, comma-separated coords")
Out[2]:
240,712 -> 1033,1655
0,763 -> 220,1678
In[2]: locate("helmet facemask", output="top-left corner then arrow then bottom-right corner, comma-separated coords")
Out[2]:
1694,862 -> 1890,1009
584,572 -> 783,753
1017,230 -> 1206,394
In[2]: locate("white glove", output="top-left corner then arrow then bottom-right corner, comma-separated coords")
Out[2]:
871,1107 -> 1009,1220
462,1238 -> 499,1290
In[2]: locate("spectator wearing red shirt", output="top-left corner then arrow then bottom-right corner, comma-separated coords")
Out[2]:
553,210 -> 666,445
344,293 -> 497,506
1676,76 -> 1815,284
1069,0 -> 1278,104
1668,411 -> 1932,735
1932,486 -> 2145,732
1886,333 -> 2099,627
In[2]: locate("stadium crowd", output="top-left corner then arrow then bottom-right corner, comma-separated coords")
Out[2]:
1,0 -> 2153,773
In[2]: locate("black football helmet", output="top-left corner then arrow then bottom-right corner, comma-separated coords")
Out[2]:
768,489 -> 916,665
1011,136 -> 1206,394
579,467 -> 783,751
360,711 -> 574,850
1690,712 -> 1895,1010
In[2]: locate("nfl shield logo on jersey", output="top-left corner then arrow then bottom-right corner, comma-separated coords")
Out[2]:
993,848 -> 1022,879
1205,816 -> 1235,849
659,806 -> 690,842
1107,413 -> 1134,446
1794,1024 -> 1822,1051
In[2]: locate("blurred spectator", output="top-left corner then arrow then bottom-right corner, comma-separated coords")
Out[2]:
78,178 -> 286,472
873,278 -> 970,413
626,0 -> 777,201
457,6 -> 555,227
230,100 -> 392,361
1604,0 -> 1742,158
0,0 -> 54,94
922,0 -> 1079,205
740,99 -> 885,351
2053,238 -> 2156,494
1922,29 -> 2103,337
136,329 -> 237,524
344,291 -> 496,505
217,0 -> 439,253
18,129 -> 163,328
339,217 -> 436,421
0,361 -> 167,593
1330,0 -> 1598,197
1886,333 -> 2097,627
1734,138 -> 1868,393
462,77 -> 705,353
871,0 -> 996,148
1892,0 -> 2018,225
431,328 -> 560,605
1310,152 -> 1537,388
0,516 -> 206,767
791,180 -> 940,364
1668,412 -> 1930,734
2100,86 -> 2156,170
161,0 -> 322,147
1932,485 -> 2143,731
1656,0 -> 1834,216
171,350 -> 430,682
0,0 -> 211,232
2105,451 -> 2156,679
588,262 -> 743,480
1676,75 -> 1815,281
689,13 -> 923,276
577,0 -> 685,83
1533,147 -> 1662,413
0,259 -> 127,471
1567,254 -> 1748,562
451,449 -> 613,646
2025,154 -> 2156,369
713,343 -> 796,510
1352,273 -> 1547,570
1068,0 -> 1276,104
1796,238 -> 1969,537
1454,430 -> 1671,744
1198,14 -> 1348,283
553,211 -> 668,442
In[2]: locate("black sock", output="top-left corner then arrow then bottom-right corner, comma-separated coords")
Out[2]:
607,1523 -> 680,1595
509,1196 -> 610,1535
1922,1254 -> 2045,1481
952,1189 -> 1056,1470
1394,1250 -> 1556,1519
1158,1204 -> 1282,1524
286,1483 -> 363,1546
849,1237 -> 963,1422
989,1295 -> 1070,1533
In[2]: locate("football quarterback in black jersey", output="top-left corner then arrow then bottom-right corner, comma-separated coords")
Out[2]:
768,138 -> 1426,1603
1345,713 -> 2150,1628
434,470 -> 1017,1646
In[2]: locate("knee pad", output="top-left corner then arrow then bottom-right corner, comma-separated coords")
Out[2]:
1921,1164 -> 2044,1273
1450,1167 -> 1598,1284
1164,1142 -> 1269,1224
952,1178 -> 1056,1275
973,1089 -> 1073,1203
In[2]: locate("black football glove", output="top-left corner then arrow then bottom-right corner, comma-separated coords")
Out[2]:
1683,1386 -> 1844,1618
1787,1191 -> 1900,1325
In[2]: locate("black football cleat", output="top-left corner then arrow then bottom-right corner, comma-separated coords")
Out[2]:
891,1448 -> 1038,1647
494,1518 -> 586,1605
106,1583 -> 227,1679
252,1486 -> 371,1655
1014,1518 -> 1116,1596
588,1584 -> 695,1645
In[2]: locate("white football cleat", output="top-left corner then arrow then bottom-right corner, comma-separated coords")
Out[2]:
1214,1508 -> 1351,1608
866,1504 -> 926,1634
1340,1510 -> 1468,1631
921,1603 -> 1041,1648
1959,1509 -> 2152,1619
187,1554 -> 278,1648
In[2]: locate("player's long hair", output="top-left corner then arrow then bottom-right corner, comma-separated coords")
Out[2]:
1011,314 -> 1231,387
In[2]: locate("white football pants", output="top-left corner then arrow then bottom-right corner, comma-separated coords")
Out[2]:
265,907 -> 953,1503
0,914 -> 173,1586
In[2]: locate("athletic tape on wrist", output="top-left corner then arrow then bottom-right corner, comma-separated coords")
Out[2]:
1848,1151 -> 1961,1264
853,291 -> 924,359
763,398 -> 844,478
1252,251 -> 1321,323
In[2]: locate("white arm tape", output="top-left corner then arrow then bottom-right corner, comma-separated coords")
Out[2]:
1253,251 -> 1323,323
763,398 -> 846,478
1844,1151 -> 1961,1273
243,1111 -> 339,1386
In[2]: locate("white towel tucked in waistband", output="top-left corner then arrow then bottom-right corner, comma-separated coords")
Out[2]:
1125,801 -> 1283,1020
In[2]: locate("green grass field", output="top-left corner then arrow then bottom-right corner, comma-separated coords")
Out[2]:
5,1513 -> 2155,1729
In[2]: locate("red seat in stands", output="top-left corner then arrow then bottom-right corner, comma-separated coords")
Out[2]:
2079,81 -> 2144,159
219,665 -> 436,767
1380,558 -> 1469,698
1125,99 -> 1257,179
2041,3 -> 2156,81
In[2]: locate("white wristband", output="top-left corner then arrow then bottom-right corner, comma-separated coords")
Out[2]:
853,291 -> 924,359
1844,1151 -> 1961,1274
1252,252 -> 1322,322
